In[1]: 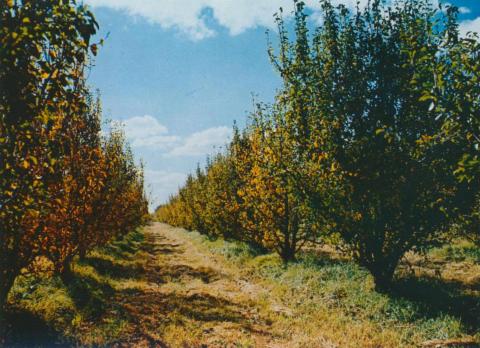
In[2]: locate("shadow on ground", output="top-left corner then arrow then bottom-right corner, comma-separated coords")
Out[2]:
5,310 -> 66,348
5,228 -> 263,347
67,273 -> 116,319
79,255 -> 144,280
115,287 -> 269,345
147,263 -> 220,284
305,249 -> 480,335
8,227 -> 477,346
140,234 -> 183,255
391,275 -> 480,334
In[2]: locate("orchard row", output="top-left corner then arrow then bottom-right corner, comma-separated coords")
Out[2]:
158,0 -> 480,291
0,0 -> 148,333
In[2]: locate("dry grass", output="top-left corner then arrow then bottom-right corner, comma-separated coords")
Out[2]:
6,229 -> 149,347
183,228 -> 480,348
5,225 -> 283,347
4,223 -> 480,348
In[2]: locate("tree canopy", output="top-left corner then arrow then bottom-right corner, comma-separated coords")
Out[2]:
157,0 -> 480,291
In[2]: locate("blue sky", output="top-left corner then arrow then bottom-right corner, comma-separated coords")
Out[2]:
84,0 -> 480,209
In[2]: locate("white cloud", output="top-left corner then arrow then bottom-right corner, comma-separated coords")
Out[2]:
85,0 -> 215,40
118,115 -> 232,206
459,17 -> 480,37
131,134 -> 180,148
206,0 -> 311,36
88,0 -> 480,41
144,170 -> 188,209
123,115 -> 168,138
139,125 -> 233,209
167,126 -> 232,157
145,170 -> 187,186
85,0 -> 368,40
121,115 -> 180,149
440,2 -> 470,14
120,115 -> 231,156
458,7 -> 471,14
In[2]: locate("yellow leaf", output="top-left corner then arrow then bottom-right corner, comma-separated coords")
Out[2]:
22,160 -> 29,169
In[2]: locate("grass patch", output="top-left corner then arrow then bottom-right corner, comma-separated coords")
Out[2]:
6,229 -> 147,347
5,224 -> 479,347
431,241 -> 480,264
180,228 -> 480,348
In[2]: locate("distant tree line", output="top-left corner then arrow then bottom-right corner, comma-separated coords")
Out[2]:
0,0 -> 148,337
157,0 -> 480,292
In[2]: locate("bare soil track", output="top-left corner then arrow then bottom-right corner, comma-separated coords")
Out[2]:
112,222 -> 286,348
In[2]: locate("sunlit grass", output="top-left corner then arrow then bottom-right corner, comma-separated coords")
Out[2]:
7,229 -> 146,347
180,227 -> 480,347
6,226 -> 479,347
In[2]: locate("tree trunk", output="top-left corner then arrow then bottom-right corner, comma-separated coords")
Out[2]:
78,248 -> 87,262
373,273 -> 393,293
0,305 -> 6,347
60,257 -> 75,284
0,294 -> 7,347
0,273 -> 15,346
280,244 -> 296,263
371,261 -> 398,293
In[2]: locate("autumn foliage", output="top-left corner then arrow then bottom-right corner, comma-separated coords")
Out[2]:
0,0 -> 148,335
157,0 -> 480,291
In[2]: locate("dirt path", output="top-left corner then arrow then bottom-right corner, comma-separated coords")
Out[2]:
114,222 -> 286,348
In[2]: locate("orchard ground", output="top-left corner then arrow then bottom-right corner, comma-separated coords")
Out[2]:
5,222 -> 479,347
